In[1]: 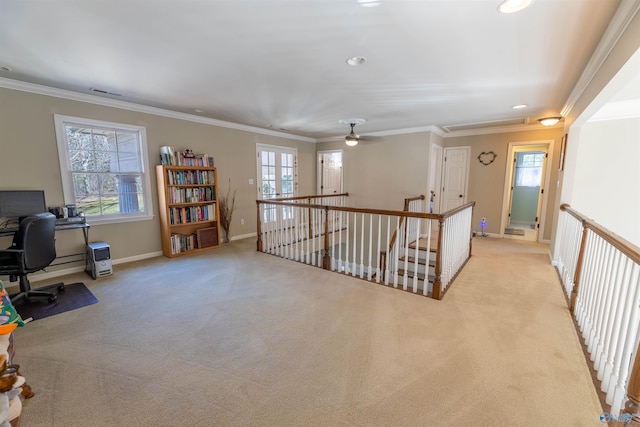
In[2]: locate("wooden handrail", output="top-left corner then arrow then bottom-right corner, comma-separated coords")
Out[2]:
269,193 -> 349,202
561,204 -> 640,421
560,204 -> 640,265
403,194 -> 426,211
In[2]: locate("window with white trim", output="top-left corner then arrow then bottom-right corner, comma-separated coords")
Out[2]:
54,115 -> 153,223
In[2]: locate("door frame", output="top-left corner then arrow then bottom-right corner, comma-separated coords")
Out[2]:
428,143 -> 443,213
500,140 -> 554,242
317,149 -> 344,195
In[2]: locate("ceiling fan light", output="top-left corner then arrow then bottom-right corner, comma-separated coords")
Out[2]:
538,116 -> 562,126
345,135 -> 359,146
498,0 -> 534,14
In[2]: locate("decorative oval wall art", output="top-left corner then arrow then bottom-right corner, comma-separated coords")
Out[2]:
477,151 -> 497,165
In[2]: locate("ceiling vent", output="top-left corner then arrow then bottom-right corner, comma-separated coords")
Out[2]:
442,117 -> 528,133
89,87 -> 122,97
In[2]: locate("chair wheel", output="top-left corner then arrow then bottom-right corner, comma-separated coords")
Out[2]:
57,284 -> 65,292
48,295 -> 57,303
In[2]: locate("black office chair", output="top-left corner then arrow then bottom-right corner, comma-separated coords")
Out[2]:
0,212 -> 64,304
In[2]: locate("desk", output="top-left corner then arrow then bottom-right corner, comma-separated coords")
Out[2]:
0,221 -> 90,267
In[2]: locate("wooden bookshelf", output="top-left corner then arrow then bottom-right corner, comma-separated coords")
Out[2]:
156,164 -> 221,257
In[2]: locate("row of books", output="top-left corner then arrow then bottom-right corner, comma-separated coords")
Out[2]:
169,204 -> 216,225
170,232 -> 198,254
166,170 -> 215,185
160,146 -> 215,167
168,187 -> 215,204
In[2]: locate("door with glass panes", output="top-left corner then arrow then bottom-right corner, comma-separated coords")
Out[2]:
257,145 -> 296,200
257,145 -> 297,223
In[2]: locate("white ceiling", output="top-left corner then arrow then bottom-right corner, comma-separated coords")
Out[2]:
0,0 -> 626,140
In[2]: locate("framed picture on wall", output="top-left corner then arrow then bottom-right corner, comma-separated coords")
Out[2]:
559,134 -> 568,171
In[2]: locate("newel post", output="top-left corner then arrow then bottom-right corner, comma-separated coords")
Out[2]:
570,220 -> 588,313
432,216 -> 445,300
322,206 -> 331,270
624,343 -> 640,423
256,201 -> 263,252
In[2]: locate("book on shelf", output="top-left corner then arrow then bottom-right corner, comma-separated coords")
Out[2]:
168,203 -> 216,225
159,146 -> 215,168
166,170 -> 216,186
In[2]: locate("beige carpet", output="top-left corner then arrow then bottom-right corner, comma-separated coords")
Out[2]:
11,236 -> 603,426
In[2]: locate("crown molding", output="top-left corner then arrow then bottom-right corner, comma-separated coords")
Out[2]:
0,77 -> 316,143
442,122 -> 564,138
561,0 -> 640,118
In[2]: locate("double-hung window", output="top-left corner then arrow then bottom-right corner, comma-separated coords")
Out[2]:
54,115 -> 153,223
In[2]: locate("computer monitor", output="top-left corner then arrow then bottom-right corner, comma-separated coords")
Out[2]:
0,190 -> 47,218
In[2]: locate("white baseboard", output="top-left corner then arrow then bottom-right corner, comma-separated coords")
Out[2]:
112,251 -> 163,265
231,232 -> 257,241
0,250 -> 163,283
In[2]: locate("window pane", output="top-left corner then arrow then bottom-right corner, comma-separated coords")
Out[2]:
118,174 -> 143,213
116,131 -> 139,153
69,150 -> 96,171
72,172 -> 98,214
118,151 -> 142,172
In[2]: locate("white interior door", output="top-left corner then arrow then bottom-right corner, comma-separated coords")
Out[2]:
257,144 -> 297,200
317,150 -> 343,195
441,147 -> 470,211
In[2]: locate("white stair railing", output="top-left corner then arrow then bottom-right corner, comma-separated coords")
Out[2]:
555,204 -> 640,419
256,195 -> 475,300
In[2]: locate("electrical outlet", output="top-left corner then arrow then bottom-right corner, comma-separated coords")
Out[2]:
241,218 -> 245,225
249,179 -> 254,185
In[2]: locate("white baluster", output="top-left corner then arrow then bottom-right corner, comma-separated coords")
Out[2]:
393,216 -> 400,288
376,214 -> 381,283
385,216 -> 391,286
345,212 -> 350,275
360,213 -> 365,279
368,213 -> 373,281
402,215 -> 409,290
352,212 -> 358,276
413,216 -> 420,293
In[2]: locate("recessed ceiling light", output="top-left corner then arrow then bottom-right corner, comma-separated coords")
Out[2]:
512,104 -> 527,109
498,0 -> 534,14
346,56 -> 367,66
194,109 -> 204,113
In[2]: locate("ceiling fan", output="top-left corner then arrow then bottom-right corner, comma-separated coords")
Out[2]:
340,118 -> 367,146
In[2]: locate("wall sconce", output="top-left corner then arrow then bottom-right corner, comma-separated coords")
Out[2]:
538,116 -> 562,126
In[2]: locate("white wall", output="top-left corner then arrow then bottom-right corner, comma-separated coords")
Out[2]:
570,117 -> 640,246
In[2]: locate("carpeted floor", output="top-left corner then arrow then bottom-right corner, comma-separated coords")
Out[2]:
11,237 -> 603,426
